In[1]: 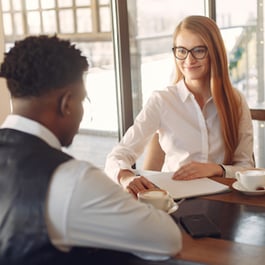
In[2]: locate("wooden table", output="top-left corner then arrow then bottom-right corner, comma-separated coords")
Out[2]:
173,177 -> 265,265
122,176 -> 265,265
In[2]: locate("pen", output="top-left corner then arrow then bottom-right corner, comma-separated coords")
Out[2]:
176,198 -> 185,205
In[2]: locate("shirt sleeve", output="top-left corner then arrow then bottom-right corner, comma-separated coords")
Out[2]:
104,92 -> 162,182
46,160 -> 182,260
223,93 -> 255,178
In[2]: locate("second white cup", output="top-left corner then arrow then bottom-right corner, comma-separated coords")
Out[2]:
235,170 -> 265,191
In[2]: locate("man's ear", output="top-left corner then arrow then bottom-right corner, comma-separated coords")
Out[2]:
59,90 -> 72,117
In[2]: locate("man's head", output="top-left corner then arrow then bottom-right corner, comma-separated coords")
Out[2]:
0,35 -> 89,146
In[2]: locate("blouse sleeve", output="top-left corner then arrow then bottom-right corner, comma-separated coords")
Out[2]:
104,91 -> 163,182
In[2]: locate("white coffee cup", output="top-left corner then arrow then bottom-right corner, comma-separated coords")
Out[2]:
235,170 -> 265,191
137,189 -> 175,212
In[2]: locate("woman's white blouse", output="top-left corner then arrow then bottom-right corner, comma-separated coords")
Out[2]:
105,79 -> 254,182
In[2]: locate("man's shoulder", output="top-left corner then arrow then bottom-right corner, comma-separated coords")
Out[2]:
55,159 -> 105,182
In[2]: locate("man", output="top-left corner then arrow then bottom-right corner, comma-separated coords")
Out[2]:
0,35 -> 182,265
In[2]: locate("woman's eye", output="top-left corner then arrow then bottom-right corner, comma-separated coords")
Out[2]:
194,48 -> 205,54
178,48 -> 186,55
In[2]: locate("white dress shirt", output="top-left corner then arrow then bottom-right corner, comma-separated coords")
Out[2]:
105,79 -> 254,182
1,115 -> 182,260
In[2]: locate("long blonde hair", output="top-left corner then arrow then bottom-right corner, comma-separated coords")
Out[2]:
173,15 -> 241,164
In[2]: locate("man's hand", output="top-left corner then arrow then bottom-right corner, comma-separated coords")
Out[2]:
118,170 -> 157,198
126,176 -> 157,198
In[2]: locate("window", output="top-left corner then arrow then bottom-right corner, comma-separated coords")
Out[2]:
127,0 -> 205,118
126,0 -> 205,167
0,0 -> 117,168
0,0 -> 264,168
216,0 -> 265,167
1,0 -> 111,38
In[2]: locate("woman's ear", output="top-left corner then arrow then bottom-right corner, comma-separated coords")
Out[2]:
59,90 -> 72,117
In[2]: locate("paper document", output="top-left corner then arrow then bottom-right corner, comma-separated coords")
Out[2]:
139,170 -> 230,199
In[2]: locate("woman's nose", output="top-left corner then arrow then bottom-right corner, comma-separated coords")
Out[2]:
185,52 -> 196,63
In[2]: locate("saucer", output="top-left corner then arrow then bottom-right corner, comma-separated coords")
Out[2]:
232,181 -> 265,196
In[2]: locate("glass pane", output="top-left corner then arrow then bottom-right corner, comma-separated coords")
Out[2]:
59,9 -> 74,33
27,11 -> 41,34
1,1 -> 10,11
76,0 -> 91,6
14,12 -> 24,35
67,39 -> 117,168
25,0 -> 39,10
76,41 -> 116,130
127,0 -> 205,167
64,6 -> 117,168
76,8 -> 92,32
129,0 -> 205,112
99,7 -> 111,32
136,0 -> 204,36
217,1 -> 256,26
57,0 -> 72,8
82,65 -> 117,131
99,0 -> 109,5
42,10 -> 57,33
216,0 -> 264,167
2,13 -> 12,35
12,0 -> 22,11
216,0 -> 257,103
41,0 -> 55,9
0,0 -> 118,170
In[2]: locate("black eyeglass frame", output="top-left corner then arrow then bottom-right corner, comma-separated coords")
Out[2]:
172,46 -> 208,60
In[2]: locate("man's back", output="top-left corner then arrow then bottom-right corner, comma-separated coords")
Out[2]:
0,128 -> 77,265
0,35 -> 182,264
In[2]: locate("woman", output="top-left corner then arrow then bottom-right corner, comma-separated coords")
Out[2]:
105,15 -> 254,197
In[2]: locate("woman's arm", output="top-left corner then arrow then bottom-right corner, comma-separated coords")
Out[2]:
104,92 -> 162,182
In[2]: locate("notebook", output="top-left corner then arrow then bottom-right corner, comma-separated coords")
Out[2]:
138,170 -> 230,199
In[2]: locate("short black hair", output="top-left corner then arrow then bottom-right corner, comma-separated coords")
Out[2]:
0,35 -> 89,97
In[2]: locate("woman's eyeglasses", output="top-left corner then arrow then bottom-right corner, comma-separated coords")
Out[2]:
172,46 -> 208,60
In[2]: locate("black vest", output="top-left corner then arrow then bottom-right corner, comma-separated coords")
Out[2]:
0,129 -> 134,265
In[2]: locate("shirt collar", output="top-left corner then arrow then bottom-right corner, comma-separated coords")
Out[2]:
177,79 -> 193,102
1,114 -> 61,150
177,79 -> 213,104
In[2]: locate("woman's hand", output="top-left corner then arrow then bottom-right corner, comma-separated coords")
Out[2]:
172,161 -> 223,180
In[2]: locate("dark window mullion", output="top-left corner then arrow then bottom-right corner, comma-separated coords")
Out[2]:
110,0 -> 134,139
